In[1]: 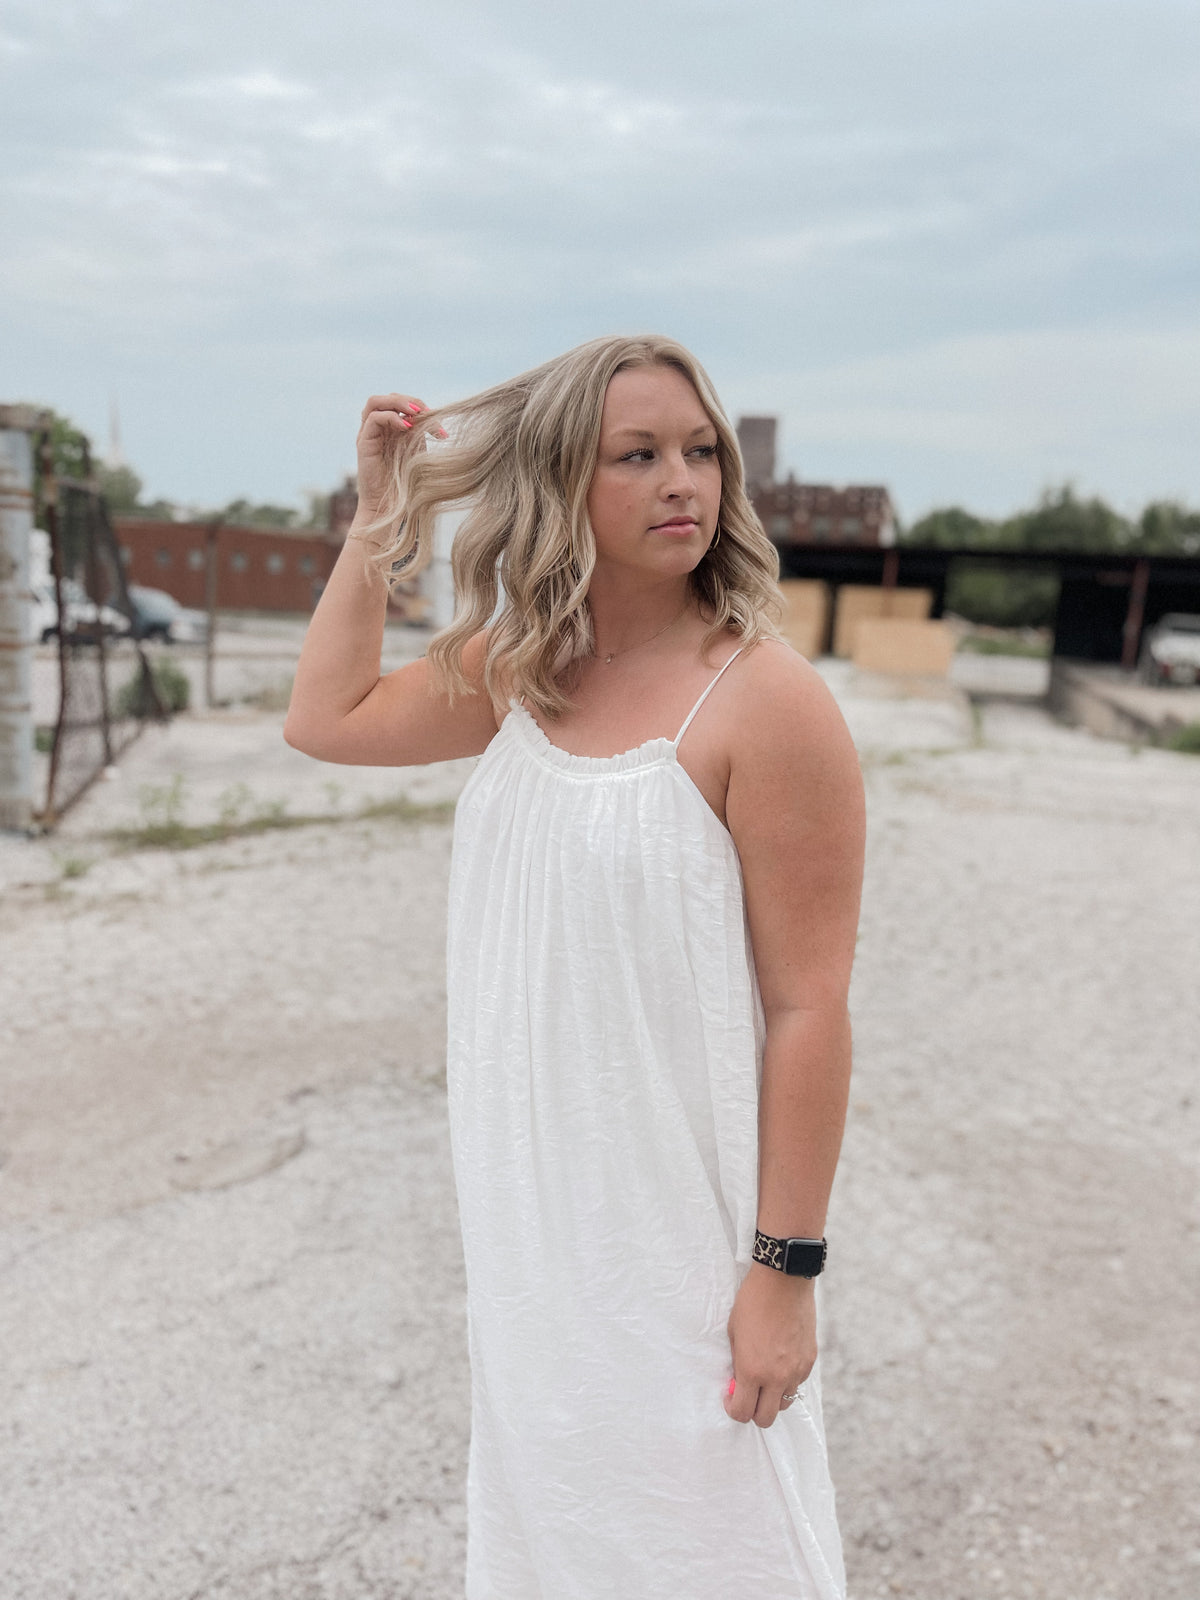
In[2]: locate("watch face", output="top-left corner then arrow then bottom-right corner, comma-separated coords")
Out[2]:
783,1239 -> 825,1276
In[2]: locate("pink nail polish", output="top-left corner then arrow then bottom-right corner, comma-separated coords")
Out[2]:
727,1379 -> 736,1397
400,419 -> 412,429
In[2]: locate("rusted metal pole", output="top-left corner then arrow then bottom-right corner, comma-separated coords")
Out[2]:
880,547 -> 900,617
39,431 -> 69,828
1121,558 -> 1150,671
204,517 -> 221,710
0,406 -> 42,830
79,441 -> 115,764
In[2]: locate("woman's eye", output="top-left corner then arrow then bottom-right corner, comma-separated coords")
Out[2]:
692,445 -> 719,458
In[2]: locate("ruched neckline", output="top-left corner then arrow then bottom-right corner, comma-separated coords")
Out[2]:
508,699 -> 677,776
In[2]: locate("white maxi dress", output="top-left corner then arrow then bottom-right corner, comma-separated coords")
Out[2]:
444,644 -> 846,1599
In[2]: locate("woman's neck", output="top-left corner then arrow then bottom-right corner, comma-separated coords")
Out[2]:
586,575 -> 699,661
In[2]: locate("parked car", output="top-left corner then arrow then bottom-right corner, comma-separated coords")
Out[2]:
127,585 -> 209,644
1139,613 -> 1200,686
31,578 -> 130,644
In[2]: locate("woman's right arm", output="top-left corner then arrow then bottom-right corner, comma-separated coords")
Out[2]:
283,392 -> 501,767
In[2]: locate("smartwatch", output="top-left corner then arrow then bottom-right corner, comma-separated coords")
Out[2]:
752,1230 -> 827,1278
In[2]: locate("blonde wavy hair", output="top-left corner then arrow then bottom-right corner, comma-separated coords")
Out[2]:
355,333 -> 784,719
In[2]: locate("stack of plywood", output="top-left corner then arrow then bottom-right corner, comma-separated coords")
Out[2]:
778,579 -> 831,660
852,617 -> 956,676
833,585 -> 933,658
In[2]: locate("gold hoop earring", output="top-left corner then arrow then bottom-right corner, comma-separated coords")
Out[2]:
709,526 -> 722,553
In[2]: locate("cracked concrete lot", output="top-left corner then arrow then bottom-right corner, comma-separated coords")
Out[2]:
2,653 -> 1198,1599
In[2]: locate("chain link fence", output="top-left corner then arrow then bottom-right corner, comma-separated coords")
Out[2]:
37,436 -> 167,825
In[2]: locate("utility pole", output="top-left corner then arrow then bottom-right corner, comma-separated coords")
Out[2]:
0,405 -> 44,831
204,515 -> 221,710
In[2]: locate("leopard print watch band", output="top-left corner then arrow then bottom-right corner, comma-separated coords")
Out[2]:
752,1231 -> 827,1277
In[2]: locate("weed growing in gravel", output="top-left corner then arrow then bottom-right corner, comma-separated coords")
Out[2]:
106,775 -> 455,851
356,794 -> 458,825
54,855 -> 92,879
1166,721 -> 1200,755
244,676 -> 295,712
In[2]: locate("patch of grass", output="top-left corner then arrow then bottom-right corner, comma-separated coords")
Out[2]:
33,725 -> 54,754
105,781 -> 456,851
869,745 -> 966,768
113,657 -> 191,718
356,794 -> 458,825
1165,721 -> 1200,755
957,633 -> 1051,659
54,854 -> 92,879
244,676 -> 295,712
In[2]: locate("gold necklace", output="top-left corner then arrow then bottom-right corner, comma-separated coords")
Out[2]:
594,603 -> 691,665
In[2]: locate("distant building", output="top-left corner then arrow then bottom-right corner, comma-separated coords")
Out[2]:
114,518 -> 339,613
114,475 -> 431,622
736,417 -> 778,493
736,415 -> 895,548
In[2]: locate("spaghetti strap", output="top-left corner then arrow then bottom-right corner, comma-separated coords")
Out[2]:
673,646 -> 746,747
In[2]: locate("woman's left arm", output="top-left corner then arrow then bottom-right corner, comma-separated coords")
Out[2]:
722,643 -> 866,1429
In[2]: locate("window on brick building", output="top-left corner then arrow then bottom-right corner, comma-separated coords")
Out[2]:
230,551 -> 247,572
187,549 -> 205,570
119,547 -> 132,565
299,555 -> 315,575
155,548 -> 171,567
770,514 -> 792,540
842,517 -> 862,539
812,516 -> 832,540
266,553 -> 285,575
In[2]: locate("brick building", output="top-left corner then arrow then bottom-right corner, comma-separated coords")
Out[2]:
752,477 -> 895,547
735,416 -> 895,547
115,519 -> 340,613
114,477 -> 430,620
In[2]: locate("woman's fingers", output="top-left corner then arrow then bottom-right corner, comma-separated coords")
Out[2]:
723,1375 -> 800,1429
360,393 -> 425,424
724,1375 -> 761,1425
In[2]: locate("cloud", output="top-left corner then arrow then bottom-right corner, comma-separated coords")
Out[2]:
0,0 -> 1197,513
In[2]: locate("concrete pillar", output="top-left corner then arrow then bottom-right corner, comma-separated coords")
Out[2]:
0,407 -> 41,830
430,504 -> 467,632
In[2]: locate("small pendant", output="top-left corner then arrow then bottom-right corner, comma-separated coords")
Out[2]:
605,654 -> 614,664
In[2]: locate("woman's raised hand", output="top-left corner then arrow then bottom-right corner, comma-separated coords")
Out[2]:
354,393 -> 430,524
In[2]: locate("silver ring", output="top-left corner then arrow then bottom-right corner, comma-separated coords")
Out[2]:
781,1388 -> 801,1403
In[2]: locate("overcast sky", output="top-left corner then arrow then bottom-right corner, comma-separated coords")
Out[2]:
2,0 -> 1198,522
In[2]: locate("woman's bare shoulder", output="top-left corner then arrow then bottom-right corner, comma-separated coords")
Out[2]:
725,636 -> 859,775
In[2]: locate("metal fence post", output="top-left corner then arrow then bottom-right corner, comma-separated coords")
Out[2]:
0,406 -> 41,831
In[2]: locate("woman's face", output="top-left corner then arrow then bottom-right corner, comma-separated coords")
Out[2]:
586,364 -> 722,580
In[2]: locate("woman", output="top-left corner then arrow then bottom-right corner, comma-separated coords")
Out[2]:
284,334 -> 865,1598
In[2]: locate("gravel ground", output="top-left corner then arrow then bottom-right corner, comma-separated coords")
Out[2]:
2,655 -> 1198,1600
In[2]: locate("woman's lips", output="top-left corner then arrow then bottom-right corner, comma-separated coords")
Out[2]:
651,519 -> 700,538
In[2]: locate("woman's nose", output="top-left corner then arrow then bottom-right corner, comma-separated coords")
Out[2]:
660,451 -> 696,498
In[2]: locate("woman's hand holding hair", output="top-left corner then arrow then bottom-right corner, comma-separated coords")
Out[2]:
353,392 -> 430,530
723,1264 -> 817,1429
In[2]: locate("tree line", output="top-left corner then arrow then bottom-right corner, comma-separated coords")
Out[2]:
31,407 -> 327,532
900,487 -> 1200,627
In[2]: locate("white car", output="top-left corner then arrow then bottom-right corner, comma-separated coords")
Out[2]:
30,578 -> 131,644
1140,613 -> 1200,686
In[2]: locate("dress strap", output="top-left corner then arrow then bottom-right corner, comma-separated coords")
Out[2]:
672,646 -> 746,747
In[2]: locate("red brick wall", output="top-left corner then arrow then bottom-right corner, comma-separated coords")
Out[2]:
753,483 -> 895,547
114,520 -> 341,612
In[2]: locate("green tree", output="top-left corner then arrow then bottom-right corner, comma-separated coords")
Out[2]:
1001,485 -> 1130,554
902,506 -> 997,550
220,498 -> 299,528
97,462 -> 144,515
23,406 -> 91,525
1133,501 -> 1200,556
